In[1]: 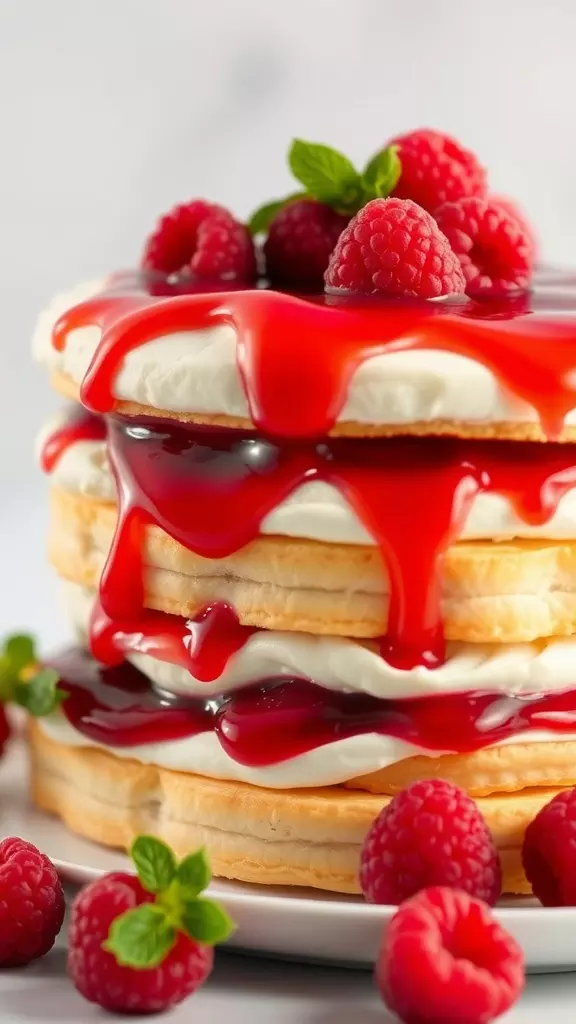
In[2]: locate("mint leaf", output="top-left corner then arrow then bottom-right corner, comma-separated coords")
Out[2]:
288,139 -> 362,211
362,145 -> 401,200
248,200 -> 285,236
13,668 -> 63,717
104,904 -> 176,969
181,897 -> 235,946
177,848 -> 211,896
131,836 -> 177,894
4,635 -> 36,674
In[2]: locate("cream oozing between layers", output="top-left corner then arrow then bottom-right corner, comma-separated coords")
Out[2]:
33,276 -> 576,430
37,415 -> 576,543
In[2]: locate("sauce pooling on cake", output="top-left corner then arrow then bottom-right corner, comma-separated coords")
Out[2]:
49,275 -> 576,670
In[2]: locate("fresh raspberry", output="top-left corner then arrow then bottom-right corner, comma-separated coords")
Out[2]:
264,198 -> 349,288
0,837 -> 64,966
68,873 -> 213,1013
435,196 -> 533,296
377,887 -> 524,1024
359,779 -> 501,905
325,197 -> 465,298
142,199 -> 257,284
490,194 -> 538,259
390,128 -> 487,212
522,787 -> 576,905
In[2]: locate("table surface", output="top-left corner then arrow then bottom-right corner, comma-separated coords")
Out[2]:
2,500 -> 576,1020
1,922 -> 576,1022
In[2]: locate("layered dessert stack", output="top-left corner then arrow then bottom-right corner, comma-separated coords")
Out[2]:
29,130 -> 576,894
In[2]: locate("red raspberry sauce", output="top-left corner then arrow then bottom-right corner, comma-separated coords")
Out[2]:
49,646 -> 576,764
48,273 -> 576,670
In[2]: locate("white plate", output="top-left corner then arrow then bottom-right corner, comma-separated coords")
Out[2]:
2,742 -> 576,972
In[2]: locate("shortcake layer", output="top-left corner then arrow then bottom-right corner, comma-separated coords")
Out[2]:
64,580 -> 576,702
33,275 -> 576,441
30,721 -> 561,894
50,486 -> 576,643
38,416 -> 576,544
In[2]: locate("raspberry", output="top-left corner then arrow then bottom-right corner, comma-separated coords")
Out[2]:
522,787 -> 576,905
359,779 -> 501,905
390,128 -> 487,212
142,199 -> 257,284
264,198 -> 349,288
69,873 -> 213,1014
490,194 -> 538,259
0,837 -> 64,966
435,196 -> 533,296
0,706 -> 10,751
377,887 -> 525,1024
325,197 -> 465,298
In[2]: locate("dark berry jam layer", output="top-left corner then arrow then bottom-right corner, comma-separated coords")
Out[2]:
48,647 -> 576,767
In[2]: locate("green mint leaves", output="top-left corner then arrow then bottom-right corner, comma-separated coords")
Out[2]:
105,837 -> 235,970
0,633 -> 64,716
248,139 -> 402,235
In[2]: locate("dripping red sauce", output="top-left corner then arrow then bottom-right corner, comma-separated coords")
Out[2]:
99,415 -> 576,670
48,274 -> 576,669
90,599 -> 256,683
52,272 -> 576,439
47,646 -> 576,765
40,407 -> 106,473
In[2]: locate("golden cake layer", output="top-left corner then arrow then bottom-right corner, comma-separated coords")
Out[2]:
50,486 -> 576,643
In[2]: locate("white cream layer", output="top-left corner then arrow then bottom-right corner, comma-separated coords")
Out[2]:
37,712 -> 575,789
32,276 -> 576,430
64,581 -> 576,702
38,416 -> 576,543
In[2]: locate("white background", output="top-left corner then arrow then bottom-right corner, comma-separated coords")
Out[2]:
1,0 -> 576,627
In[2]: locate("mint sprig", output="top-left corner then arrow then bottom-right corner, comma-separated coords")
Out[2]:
248,139 -> 402,235
0,633 -> 64,716
105,837 -> 234,970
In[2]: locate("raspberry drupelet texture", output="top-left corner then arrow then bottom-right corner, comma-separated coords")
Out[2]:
359,779 -> 501,906
0,837 -> 65,966
264,198 -> 349,288
435,196 -> 533,296
390,128 -> 487,212
522,787 -> 576,906
377,887 -> 525,1024
325,197 -> 466,298
68,872 -> 214,1014
142,199 -> 257,284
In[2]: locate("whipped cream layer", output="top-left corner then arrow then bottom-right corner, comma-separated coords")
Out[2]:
33,276 -> 575,430
64,581 -> 576,701
37,711 -> 575,789
39,416 -> 576,543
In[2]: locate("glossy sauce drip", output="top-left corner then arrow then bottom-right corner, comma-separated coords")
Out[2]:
53,276 -> 576,438
48,647 -> 576,765
50,274 -> 576,668
40,407 -> 106,473
90,599 -> 256,683
101,417 -> 576,669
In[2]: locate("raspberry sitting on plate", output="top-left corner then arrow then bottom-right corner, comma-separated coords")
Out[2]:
324,197 -> 466,298
359,779 -> 501,905
264,198 -> 349,289
490,194 -> 538,259
390,128 -> 487,212
435,196 -> 533,296
0,837 -> 65,966
69,836 -> 234,1014
142,199 -> 257,284
522,787 -> 576,905
377,887 -> 525,1024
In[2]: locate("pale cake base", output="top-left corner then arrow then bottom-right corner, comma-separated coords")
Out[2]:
30,721 -> 562,896
50,485 -> 576,643
51,369 -> 576,443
